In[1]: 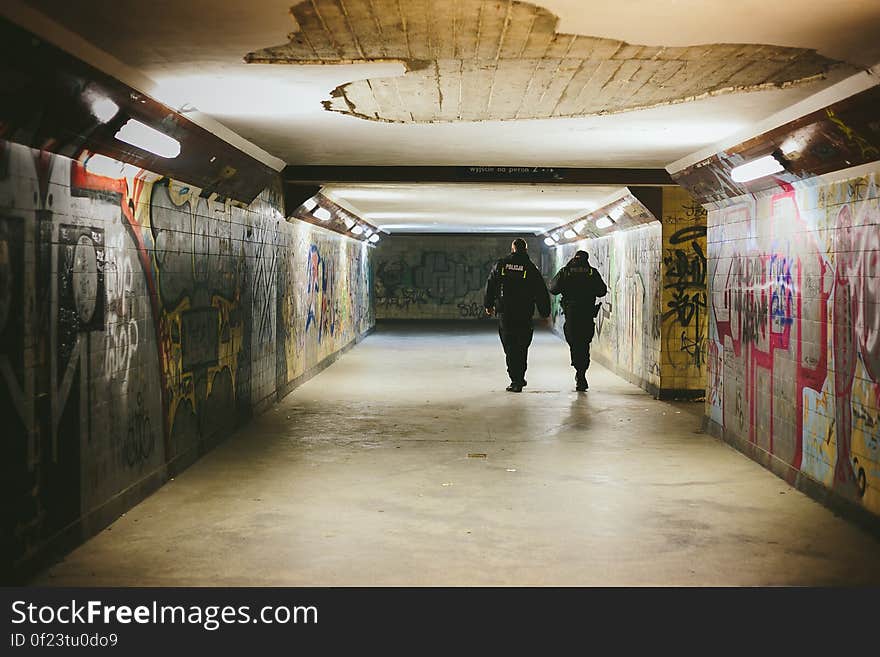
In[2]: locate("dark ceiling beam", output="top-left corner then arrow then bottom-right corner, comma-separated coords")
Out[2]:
283,165 -> 675,186
670,84 -> 880,206
0,17 -> 278,204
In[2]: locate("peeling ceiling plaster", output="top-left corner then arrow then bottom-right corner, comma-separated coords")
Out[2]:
246,0 -> 852,123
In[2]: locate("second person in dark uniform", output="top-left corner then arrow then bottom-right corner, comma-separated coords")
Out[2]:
549,250 -> 608,391
484,238 -> 551,393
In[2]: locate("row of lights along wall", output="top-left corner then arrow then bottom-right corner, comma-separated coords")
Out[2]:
543,152 -> 788,248
298,196 -> 383,245
542,196 -> 633,247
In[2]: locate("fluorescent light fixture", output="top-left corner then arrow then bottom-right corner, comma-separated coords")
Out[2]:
84,154 -> 124,178
573,220 -> 587,234
544,237 -> 556,246
84,153 -> 140,179
115,119 -> 181,158
609,204 -> 626,221
730,154 -> 785,183
364,211 -> 563,223
343,216 -> 356,229
563,229 -> 577,239
313,207 -> 331,221
90,97 -> 119,124
596,216 -> 614,229
351,225 -> 364,235
368,234 -> 380,243
302,198 -> 318,212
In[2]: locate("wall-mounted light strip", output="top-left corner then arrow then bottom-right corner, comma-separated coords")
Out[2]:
289,193 -> 386,245
540,189 -> 658,246
115,119 -> 181,158
729,154 -> 786,183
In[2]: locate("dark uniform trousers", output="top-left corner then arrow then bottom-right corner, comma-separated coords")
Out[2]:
498,315 -> 533,384
562,309 -> 595,373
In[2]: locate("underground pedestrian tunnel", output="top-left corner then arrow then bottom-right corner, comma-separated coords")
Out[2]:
2,0 -> 880,585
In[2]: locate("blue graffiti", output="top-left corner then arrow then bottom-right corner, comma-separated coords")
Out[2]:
769,253 -> 794,333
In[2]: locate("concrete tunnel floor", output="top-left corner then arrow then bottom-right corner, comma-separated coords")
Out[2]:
35,322 -> 880,586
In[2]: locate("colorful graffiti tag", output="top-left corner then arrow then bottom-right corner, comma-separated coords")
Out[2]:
0,139 -> 374,576
706,168 -> 880,514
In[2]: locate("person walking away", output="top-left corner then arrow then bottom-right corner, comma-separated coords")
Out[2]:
549,250 -> 608,391
483,238 -> 551,392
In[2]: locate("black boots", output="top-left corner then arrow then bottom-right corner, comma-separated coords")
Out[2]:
506,382 -> 523,393
575,370 -> 588,391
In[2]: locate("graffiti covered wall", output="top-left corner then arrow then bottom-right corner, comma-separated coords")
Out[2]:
705,164 -> 880,516
374,235 -> 542,319
550,224 -> 663,392
0,140 -> 374,579
660,187 -> 709,395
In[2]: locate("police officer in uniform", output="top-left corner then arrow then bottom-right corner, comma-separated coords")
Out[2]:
484,238 -> 551,392
549,250 -> 608,391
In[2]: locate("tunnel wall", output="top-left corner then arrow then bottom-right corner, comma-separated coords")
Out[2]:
0,139 -> 374,579
659,187 -> 709,397
550,223 -> 663,393
705,163 -> 880,518
373,234 -> 542,319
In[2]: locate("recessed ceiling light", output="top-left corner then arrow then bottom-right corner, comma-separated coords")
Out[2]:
596,216 -> 614,229
563,229 -> 577,239
368,234 -> 380,243
351,225 -> 364,235
313,207 -> 331,221
730,154 -> 785,183
115,119 -> 181,158
544,237 -> 556,246
84,154 -> 123,177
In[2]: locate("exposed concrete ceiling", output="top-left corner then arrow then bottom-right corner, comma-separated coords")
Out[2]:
247,0 -> 851,124
12,0 -> 880,234
322,183 -> 623,233
19,0 -> 880,169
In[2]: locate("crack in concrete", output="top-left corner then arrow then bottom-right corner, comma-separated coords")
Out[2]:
245,0 -> 853,123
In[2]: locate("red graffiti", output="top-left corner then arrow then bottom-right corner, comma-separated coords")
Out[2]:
713,191 -> 830,472
69,158 -> 170,451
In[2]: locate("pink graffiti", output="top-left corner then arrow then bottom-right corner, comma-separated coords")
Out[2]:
833,200 -> 880,494
713,190 -> 830,473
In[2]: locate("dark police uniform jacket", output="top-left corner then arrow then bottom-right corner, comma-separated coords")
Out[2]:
549,254 -> 608,317
484,251 -> 551,321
